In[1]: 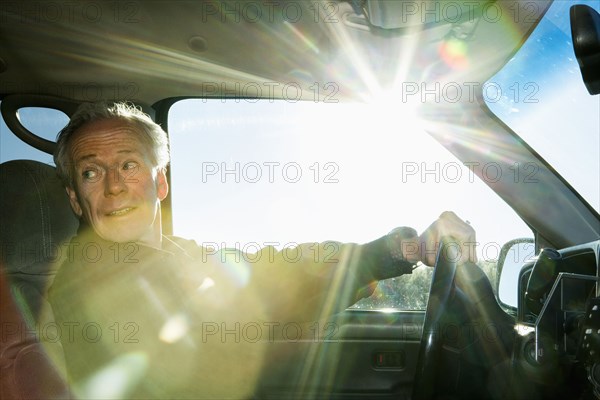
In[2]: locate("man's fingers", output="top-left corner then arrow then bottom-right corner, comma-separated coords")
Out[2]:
417,211 -> 477,266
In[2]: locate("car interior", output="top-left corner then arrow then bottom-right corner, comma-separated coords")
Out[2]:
1,1 -> 600,399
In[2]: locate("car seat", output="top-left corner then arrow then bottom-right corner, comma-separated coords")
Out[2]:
0,159 -> 78,399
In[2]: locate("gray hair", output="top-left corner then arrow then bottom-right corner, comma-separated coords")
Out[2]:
54,102 -> 170,188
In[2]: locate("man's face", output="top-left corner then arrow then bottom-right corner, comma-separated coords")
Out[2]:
66,119 -> 168,245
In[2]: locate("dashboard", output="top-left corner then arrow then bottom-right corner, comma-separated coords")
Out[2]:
515,240 -> 600,399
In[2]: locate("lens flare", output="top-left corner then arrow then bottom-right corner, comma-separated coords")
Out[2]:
79,352 -> 148,399
439,38 -> 469,69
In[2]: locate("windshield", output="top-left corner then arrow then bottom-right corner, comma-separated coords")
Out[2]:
168,98 -> 533,310
485,0 -> 600,214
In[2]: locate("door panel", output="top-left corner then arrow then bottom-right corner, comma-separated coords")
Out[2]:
257,310 -> 424,399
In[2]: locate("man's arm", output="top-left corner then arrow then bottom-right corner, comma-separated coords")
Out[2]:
203,233 -> 416,323
200,211 -> 475,323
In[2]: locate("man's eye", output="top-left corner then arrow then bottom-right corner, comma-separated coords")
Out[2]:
123,161 -> 139,171
82,169 -> 98,180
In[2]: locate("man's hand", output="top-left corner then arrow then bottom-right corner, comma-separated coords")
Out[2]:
403,211 -> 477,267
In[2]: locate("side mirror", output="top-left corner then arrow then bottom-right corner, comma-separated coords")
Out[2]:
497,238 -> 535,308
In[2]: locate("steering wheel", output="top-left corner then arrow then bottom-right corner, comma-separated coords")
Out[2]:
411,238 -> 459,400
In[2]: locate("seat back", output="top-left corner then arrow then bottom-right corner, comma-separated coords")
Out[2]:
0,159 -> 78,399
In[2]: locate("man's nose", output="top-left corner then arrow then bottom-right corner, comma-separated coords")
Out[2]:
104,167 -> 128,196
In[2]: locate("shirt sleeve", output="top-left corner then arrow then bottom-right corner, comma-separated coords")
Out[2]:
198,236 -> 414,323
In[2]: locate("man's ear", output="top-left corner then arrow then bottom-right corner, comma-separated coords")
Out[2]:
65,186 -> 83,217
157,168 -> 169,201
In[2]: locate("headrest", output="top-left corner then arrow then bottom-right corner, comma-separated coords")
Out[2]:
0,160 -> 79,275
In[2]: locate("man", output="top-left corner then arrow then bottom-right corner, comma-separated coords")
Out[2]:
48,102 -> 476,398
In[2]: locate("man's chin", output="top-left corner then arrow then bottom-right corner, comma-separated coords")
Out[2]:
89,213 -> 159,246
96,226 -> 144,244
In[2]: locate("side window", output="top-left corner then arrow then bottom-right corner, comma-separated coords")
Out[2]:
0,104 -> 68,164
354,259 -> 501,310
353,267 -> 433,310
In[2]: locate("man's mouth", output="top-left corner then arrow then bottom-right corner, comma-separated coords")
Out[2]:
107,207 -> 134,216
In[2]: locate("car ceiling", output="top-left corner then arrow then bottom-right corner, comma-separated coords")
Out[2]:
1,0 -> 547,106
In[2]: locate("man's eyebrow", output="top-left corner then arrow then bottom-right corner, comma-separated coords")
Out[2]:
75,149 -> 139,164
75,154 -> 97,163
